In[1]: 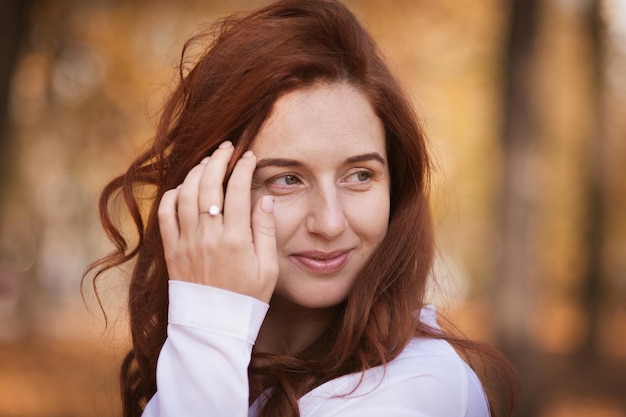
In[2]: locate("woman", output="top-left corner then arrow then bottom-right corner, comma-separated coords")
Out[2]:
87,0 -> 518,416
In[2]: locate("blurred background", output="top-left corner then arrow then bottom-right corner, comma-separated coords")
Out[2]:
0,0 -> 624,416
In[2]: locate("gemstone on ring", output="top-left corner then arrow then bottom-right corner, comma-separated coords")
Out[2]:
208,205 -> 221,216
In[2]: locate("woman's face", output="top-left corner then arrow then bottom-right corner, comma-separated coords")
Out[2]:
250,82 -> 390,309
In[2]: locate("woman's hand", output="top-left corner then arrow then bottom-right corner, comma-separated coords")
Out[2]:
157,141 -> 279,303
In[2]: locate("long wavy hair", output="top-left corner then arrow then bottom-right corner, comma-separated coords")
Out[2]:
85,1 -> 518,416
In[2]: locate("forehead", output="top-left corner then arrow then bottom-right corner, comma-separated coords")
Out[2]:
251,82 -> 386,158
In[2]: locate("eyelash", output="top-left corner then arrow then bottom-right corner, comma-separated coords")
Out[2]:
268,174 -> 302,187
265,169 -> 374,189
344,170 -> 373,183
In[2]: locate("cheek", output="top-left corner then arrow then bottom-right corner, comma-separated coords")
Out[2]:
271,195 -> 309,248
347,193 -> 390,244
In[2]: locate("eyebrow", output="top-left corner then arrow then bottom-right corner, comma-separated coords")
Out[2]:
345,152 -> 386,165
255,152 -> 386,170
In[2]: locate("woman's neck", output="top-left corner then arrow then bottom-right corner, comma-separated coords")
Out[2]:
254,294 -> 340,355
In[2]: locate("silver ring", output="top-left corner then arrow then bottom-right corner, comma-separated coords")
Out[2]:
201,205 -> 221,216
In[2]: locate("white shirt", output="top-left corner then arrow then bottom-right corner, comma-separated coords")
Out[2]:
142,281 -> 490,417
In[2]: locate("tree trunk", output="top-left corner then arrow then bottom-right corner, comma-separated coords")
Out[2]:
0,0 -> 35,341
578,0 -> 606,362
494,0 -> 542,415
0,0 -> 33,186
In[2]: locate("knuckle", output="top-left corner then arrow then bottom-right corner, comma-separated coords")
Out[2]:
177,187 -> 195,202
158,190 -> 175,210
198,173 -> 221,189
200,234 -> 220,252
221,233 -> 247,250
225,176 -> 247,193
256,223 -> 276,238
157,206 -> 171,221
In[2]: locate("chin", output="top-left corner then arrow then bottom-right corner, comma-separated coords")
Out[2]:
272,282 -> 352,310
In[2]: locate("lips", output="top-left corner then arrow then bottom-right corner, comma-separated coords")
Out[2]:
289,250 -> 352,275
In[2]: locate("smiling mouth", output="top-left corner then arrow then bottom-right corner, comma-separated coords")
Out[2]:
289,250 -> 352,275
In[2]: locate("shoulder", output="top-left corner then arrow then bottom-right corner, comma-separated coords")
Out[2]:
394,336 -> 475,380
393,337 -> 487,401
379,337 -> 489,415
372,306 -> 489,414
299,337 -> 490,417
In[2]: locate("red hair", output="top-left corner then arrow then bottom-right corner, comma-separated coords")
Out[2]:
85,1 -> 518,416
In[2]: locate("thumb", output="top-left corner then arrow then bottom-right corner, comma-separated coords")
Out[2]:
251,195 -> 279,300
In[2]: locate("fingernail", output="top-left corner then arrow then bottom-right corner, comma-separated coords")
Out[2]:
260,195 -> 274,213
242,150 -> 254,158
219,141 -> 233,149
176,184 -> 183,190
200,157 -> 210,164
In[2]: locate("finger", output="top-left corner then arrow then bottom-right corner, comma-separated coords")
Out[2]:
177,163 -> 207,235
222,150 -> 256,232
251,195 -> 278,302
198,141 -> 235,221
158,188 -> 181,257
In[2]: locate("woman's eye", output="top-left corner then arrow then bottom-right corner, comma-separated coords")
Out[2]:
269,174 -> 301,186
346,170 -> 372,183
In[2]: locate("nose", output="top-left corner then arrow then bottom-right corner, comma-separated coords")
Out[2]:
306,185 -> 347,239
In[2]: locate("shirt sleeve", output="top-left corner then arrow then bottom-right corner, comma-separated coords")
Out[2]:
142,280 -> 269,417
